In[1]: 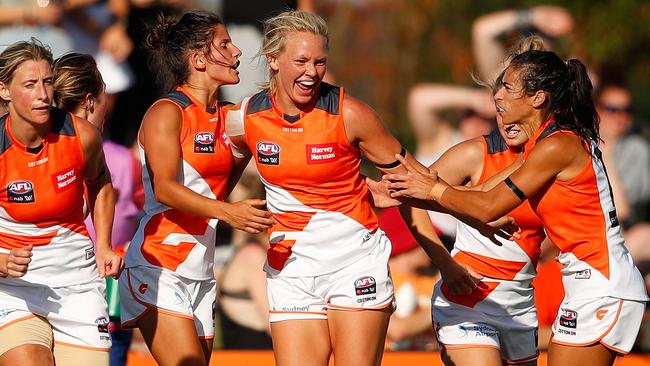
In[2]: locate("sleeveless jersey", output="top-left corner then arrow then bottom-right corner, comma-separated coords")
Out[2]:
235,83 -> 380,277
443,131 -> 545,310
524,120 -> 647,301
0,109 -> 98,287
124,88 -> 233,280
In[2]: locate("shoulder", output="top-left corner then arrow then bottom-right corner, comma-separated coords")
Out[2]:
74,115 -> 102,149
342,94 -> 379,123
143,100 -> 183,128
529,131 -> 581,164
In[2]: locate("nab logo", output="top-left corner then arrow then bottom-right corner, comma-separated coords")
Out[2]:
354,276 -> 377,296
138,283 -> 148,294
559,308 -> 578,328
194,132 -> 215,153
256,141 -> 280,165
596,309 -> 608,320
7,180 -> 35,203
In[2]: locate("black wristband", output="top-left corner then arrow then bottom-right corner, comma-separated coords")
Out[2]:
504,177 -> 527,201
375,147 -> 407,169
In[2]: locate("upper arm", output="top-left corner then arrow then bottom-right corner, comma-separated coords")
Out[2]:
342,95 -> 405,170
139,101 -> 183,186
432,138 -> 484,186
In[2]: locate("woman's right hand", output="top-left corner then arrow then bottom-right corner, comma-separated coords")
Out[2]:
223,199 -> 275,233
439,259 -> 483,296
0,245 -> 33,278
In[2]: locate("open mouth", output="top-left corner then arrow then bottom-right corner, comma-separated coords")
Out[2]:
296,80 -> 317,93
503,124 -> 520,138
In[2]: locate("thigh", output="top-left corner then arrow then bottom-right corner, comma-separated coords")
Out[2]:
137,309 -> 207,366
270,320 -> 331,366
0,315 -> 53,366
442,346 -> 503,366
328,308 -> 390,366
547,341 -> 615,366
52,343 -> 109,366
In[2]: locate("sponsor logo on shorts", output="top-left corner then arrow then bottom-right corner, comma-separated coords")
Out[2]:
355,276 -> 377,296
279,305 -> 310,312
51,167 -> 78,193
194,132 -> 215,153
85,248 -> 95,260
95,316 -> 109,333
557,328 -> 576,336
596,309 -> 608,320
0,309 -> 17,319
559,308 -> 577,328
575,269 -> 591,279
458,325 -> 497,338
7,180 -> 35,203
608,210 -> 619,228
257,141 -> 280,165
305,143 -> 338,164
174,291 -> 185,305
138,283 -> 148,294
362,231 -> 372,243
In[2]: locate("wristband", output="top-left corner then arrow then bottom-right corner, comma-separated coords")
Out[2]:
428,183 -> 448,201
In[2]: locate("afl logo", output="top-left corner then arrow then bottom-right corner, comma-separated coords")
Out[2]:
256,141 -> 280,165
559,308 -> 578,328
194,132 -> 215,153
7,180 -> 35,203
354,276 -> 377,296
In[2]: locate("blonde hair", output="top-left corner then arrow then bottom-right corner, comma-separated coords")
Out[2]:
52,53 -> 104,113
0,38 -> 53,106
259,10 -> 329,95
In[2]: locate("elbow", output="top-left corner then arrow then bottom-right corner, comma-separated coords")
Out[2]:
152,181 -> 173,207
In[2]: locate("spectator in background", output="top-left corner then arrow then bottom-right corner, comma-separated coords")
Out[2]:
407,84 -> 495,245
52,52 -> 139,366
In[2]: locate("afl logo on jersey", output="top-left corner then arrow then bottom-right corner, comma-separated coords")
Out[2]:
354,276 -> 377,296
7,180 -> 35,203
257,141 -> 280,165
194,132 -> 215,153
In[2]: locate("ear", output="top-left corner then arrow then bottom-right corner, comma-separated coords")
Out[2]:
190,52 -> 206,71
267,56 -> 279,72
82,93 -> 94,112
0,82 -> 10,103
531,90 -> 548,108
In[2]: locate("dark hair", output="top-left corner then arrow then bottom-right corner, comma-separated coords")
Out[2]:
52,53 -> 104,112
146,11 -> 224,92
509,50 -> 599,143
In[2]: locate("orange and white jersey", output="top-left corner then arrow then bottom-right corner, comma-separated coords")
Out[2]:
232,83 -> 380,277
445,130 -> 545,309
0,109 -> 98,287
525,120 -> 647,301
125,88 -> 233,280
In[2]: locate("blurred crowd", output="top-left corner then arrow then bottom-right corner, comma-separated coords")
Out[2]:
4,0 -> 648,362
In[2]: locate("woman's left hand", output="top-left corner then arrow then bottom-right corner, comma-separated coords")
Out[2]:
95,246 -> 124,279
384,154 -> 441,200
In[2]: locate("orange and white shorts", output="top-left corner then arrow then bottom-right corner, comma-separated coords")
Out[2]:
432,280 -> 539,364
552,296 -> 646,354
0,278 -> 111,352
267,235 -> 394,322
119,266 -> 216,338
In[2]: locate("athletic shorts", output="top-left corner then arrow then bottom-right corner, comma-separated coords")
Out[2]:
267,234 -> 394,322
551,296 -> 646,354
432,280 -> 539,364
119,266 -> 216,338
0,278 -> 111,352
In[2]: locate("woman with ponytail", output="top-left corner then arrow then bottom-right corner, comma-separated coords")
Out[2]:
383,46 -> 648,365
118,11 -> 274,366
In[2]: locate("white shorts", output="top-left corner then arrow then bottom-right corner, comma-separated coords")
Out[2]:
432,280 -> 539,364
119,266 -> 216,338
0,279 -> 111,351
552,296 -> 646,354
267,235 -> 394,322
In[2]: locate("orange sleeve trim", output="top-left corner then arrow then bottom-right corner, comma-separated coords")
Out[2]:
0,314 -> 36,331
551,299 -> 624,348
54,340 -> 109,352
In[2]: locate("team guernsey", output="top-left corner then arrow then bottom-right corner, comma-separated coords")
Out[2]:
524,120 -> 647,302
0,109 -> 97,287
124,88 -> 233,280
433,131 -> 544,362
235,83 -> 381,278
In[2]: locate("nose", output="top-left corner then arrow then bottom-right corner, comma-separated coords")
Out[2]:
36,81 -> 50,102
305,62 -> 317,77
231,43 -> 242,59
494,87 -> 504,101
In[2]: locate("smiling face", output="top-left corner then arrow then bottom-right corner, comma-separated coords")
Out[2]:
269,31 -> 328,114
1,59 -> 53,126
494,66 -> 544,144
203,24 -> 242,86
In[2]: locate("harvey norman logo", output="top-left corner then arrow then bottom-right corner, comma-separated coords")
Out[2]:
306,143 -> 338,164
52,168 -> 78,193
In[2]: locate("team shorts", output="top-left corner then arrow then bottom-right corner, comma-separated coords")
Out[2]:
119,266 -> 216,338
432,281 -> 539,364
0,278 -> 111,352
552,296 -> 646,354
267,233 -> 394,322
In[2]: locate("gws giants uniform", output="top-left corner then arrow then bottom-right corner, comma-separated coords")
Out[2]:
433,131 -> 545,363
230,83 -> 393,321
0,109 -> 110,351
524,119 -> 648,353
120,88 -> 233,337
